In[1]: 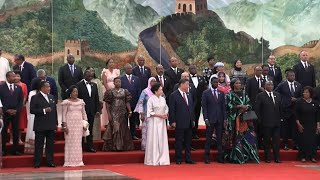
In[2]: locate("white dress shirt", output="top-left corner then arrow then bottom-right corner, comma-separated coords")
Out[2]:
171,67 -> 177,74
84,79 -> 92,97
267,91 -> 275,104
6,81 -> 14,93
287,80 -> 295,92
40,91 -> 49,114
0,99 -> 2,107
191,74 -> 199,88
255,75 -> 262,87
158,75 -> 164,86
301,60 -> 308,68
0,56 -> 10,82
178,88 -> 188,105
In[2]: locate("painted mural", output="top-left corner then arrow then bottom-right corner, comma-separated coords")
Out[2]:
0,0 -> 319,83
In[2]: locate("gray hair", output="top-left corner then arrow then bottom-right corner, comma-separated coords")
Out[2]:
37,69 -> 46,77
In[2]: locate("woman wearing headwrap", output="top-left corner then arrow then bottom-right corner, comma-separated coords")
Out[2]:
223,78 -> 259,164
134,77 -> 157,150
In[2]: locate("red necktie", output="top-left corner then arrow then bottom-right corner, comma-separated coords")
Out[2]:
128,75 -> 131,84
183,92 -> 188,106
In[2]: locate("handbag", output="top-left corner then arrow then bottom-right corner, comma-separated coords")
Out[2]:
82,120 -> 90,137
242,111 -> 258,121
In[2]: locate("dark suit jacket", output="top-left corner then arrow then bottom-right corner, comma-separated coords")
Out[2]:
154,75 -> 171,98
275,81 -> 302,119
0,83 -> 23,112
120,75 -> 141,108
255,91 -> 282,127
245,76 -> 265,109
30,93 -> 58,131
293,62 -> 316,88
173,82 -> 196,105
201,88 -> 226,124
31,76 -> 58,101
58,64 -> 83,98
132,66 -> 151,90
76,80 -> 100,116
13,61 -> 36,92
169,90 -> 195,129
189,75 -> 207,104
164,67 -> 184,94
268,65 -> 282,87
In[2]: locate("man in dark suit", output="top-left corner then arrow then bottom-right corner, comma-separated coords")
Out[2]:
202,77 -> 226,164
261,64 -> 274,83
121,64 -> 141,140
267,55 -> 282,88
30,81 -> 58,168
169,79 -> 195,165
275,69 -> 302,150
173,72 -> 196,103
77,70 -> 100,153
13,54 -> 36,92
31,69 -> 58,102
132,55 -> 151,90
154,64 -> 171,102
255,81 -> 282,163
293,51 -> 316,88
189,65 -> 207,139
246,66 -> 265,149
0,71 -> 23,156
164,57 -> 184,96
58,54 -> 83,100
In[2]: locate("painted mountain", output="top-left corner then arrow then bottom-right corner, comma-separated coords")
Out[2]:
83,0 -> 160,45
0,0 -> 44,10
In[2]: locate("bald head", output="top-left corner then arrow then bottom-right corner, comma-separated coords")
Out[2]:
181,72 -> 190,80
156,64 -> 164,76
170,57 -> 178,68
137,55 -> 145,66
300,51 -> 309,62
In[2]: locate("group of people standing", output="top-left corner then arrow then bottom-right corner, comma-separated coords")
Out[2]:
0,48 -> 320,169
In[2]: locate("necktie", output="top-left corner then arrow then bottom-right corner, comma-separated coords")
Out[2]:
213,89 -> 218,101
140,67 -> 144,74
128,75 -> 131,84
175,68 -> 177,74
263,76 -> 266,82
304,62 -> 308,69
271,66 -> 275,76
269,92 -> 275,104
258,78 -> 261,87
159,76 -> 163,87
183,92 -> 188,105
9,84 -> 13,95
19,65 -> 22,71
290,83 -> 295,96
70,65 -> 74,76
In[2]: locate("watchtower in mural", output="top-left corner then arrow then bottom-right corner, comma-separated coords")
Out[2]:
64,39 -> 90,61
175,0 -> 208,15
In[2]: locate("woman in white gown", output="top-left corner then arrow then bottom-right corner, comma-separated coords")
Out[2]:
24,78 -> 42,154
144,83 -> 170,166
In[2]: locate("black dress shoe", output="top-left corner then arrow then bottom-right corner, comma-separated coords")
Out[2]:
293,145 -> 299,150
283,145 -> 289,150
192,135 -> 199,140
176,161 -> 182,165
132,136 -> 139,140
12,151 -> 22,156
34,165 -> 40,168
275,159 -> 282,163
185,160 -> 196,164
47,163 -> 56,167
204,159 -> 210,164
2,152 -> 6,156
265,160 -> 271,163
191,147 -> 196,151
87,148 -> 97,153
217,159 -> 225,164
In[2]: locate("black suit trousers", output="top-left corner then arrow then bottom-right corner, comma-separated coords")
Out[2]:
263,126 -> 280,160
84,114 -> 95,149
129,112 -> 139,137
192,101 -> 201,135
281,114 -> 298,145
34,130 -> 55,166
2,113 -> 19,153
204,122 -> 223,161
175,128 -> 192,162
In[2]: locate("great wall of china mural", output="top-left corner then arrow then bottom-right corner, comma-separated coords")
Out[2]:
0,0 -> 319,80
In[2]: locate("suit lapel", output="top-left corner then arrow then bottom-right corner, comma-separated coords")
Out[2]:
40,93 -> 50,105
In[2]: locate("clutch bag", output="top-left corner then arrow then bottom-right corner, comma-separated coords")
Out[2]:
242,111 -> 258,121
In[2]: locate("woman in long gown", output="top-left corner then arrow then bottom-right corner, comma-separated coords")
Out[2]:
134,77 -> 156,151
61,85 -> 87,167
144,83 -> 170,166
13,71 -> 28,143
224,78 -> 259,164
87,67 -> 103,141
24,78 -> 42,154
102,77 -> 134,151
101,59 -> 120,127
295,86 -> 320,163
